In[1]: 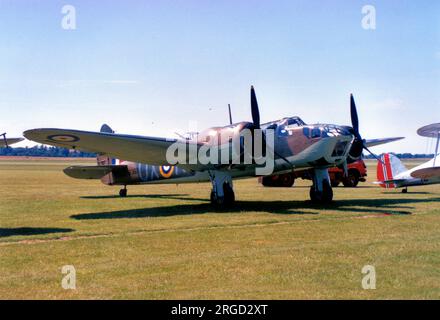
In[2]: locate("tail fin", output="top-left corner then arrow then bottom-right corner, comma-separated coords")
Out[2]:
97,124 -> 118,166
100,124 -> 114,134
376,153 -> 407,188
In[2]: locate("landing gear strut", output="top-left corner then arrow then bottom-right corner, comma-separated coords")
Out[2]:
119,185 -> 127,197
309,168 -> 333,204
209,171 -> 235,206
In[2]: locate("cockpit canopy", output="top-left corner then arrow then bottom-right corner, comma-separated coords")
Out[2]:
261,116 -> 306,131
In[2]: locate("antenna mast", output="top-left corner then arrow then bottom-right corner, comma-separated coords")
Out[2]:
228,104 -> 233,125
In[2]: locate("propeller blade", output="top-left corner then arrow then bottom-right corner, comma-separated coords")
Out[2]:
228,104 -> 233,125
350,94 -> 360,138
250,86 -> 260,129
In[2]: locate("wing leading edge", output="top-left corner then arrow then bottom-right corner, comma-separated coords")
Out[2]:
364,137 -> 404,148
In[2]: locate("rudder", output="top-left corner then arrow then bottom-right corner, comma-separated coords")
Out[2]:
376,153 -> 407,188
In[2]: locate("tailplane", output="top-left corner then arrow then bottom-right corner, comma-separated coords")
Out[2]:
376,153 -> 407,188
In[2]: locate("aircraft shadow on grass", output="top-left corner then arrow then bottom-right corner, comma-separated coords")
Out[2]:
81,193 -> 207,202
0,227 -> 74,238
70,196 -> 440,220
381,191 -> 433,195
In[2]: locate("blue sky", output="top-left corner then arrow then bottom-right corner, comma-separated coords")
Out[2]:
1,0 -> 439,153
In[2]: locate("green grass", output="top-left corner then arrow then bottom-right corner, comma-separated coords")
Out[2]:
0,159 -> 439,299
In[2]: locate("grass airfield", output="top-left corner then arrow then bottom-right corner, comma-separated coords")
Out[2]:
0,158 -> 439,299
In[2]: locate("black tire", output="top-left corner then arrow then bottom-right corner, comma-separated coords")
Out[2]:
310,186 -> 319,203
322,179 -> 333,203
119,188 -> 127,197
343,170 -> 359,187
210,184 -> 235,206
310,180 -> 333,204
223,183 -> 235,205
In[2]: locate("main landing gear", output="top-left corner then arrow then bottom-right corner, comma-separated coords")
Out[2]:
119,185 -> 127,197
209,171 -> 235,206
402,187 -> 408,193
309,168 -> 333,204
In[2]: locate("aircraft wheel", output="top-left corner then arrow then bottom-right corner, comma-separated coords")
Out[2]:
210,184 -> 235,206
310,180 -> 333,204
402,188 -> 408,193
210,191 -> 224,205
322,180 -> 333,202
119,188 -> 127,197
223,182 -> 235,205
309,187 -> 320,203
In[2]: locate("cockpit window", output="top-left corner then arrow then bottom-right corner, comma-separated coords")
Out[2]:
303,127 -> 310,137
311,128 -> 321,138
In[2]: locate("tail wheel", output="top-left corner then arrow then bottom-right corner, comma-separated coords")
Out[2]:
343,170 -> 359,187
119,188 -> 127,197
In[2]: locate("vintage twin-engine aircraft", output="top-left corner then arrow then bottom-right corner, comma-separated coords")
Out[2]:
376,123 -> 440,192
0,133 -> 23,147
24,87 -> 403,206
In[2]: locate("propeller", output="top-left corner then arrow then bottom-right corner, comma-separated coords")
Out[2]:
250,86 -> 260,129
349,94 -> 383,163
248,86 -> 293,169
228,104 -> 233,125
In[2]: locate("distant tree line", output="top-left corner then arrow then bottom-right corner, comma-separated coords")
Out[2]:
0,145 -> 96,157
0,146 -> 434,159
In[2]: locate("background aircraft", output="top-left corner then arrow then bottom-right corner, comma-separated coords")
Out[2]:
0,133 -> 23,147
376,123 -> 440,192
24,87 -> 403,206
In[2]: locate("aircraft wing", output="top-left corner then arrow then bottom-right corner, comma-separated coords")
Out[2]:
0,137 -> 24,147
364,137 -> 404,148
24,128 -> 195,166
410,167 -> 440,179
64,165 -> 128,179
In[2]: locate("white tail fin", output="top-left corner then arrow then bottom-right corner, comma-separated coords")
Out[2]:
376,153 -> 407,188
